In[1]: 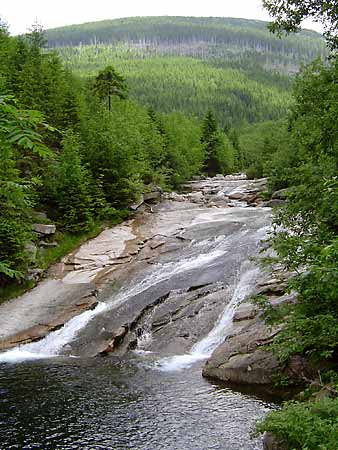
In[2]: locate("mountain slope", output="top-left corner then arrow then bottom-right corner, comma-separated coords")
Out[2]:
46,17 -> 326,127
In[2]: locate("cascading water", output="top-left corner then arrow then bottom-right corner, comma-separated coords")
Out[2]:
0,177 -> 274,450
0,234 -> 239,363
154,261 -> 261,371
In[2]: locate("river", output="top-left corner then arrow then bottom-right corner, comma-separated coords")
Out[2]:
0,175 -> 275,449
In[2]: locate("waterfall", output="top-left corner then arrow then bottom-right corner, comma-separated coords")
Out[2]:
155,261 -> 260,372
0,241 -> 234,364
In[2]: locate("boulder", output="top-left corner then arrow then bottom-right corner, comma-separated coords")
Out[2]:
228,192 -> 244,200
130,194 -> 144,211
203,316 -> 281,385
33,223 -> 56,235
233,302 -> 258,322
272,188 -> 292,200
263,433 -> 288,450
26,268 -> 43,281
263,199 -> 285,208
187,191 -> 204,203
143,191 -> 162,202
24,242 -> 37,262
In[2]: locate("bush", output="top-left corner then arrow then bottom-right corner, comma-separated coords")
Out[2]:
256,398 -> 338,450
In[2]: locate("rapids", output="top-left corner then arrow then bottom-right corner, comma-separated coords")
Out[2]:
0,175 -> 275,449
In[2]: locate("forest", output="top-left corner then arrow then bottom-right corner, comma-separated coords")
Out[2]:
0,20 -> 236,294
0,5 -> 338,448
47,17 -> 326,128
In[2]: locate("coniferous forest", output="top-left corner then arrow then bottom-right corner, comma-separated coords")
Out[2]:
0,19 -> 241,293
0,6 -> 338,449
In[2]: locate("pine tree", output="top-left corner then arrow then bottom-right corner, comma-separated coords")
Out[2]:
201,110 -> 234,176
92,66 -> 128,111
50,131 -> 94,232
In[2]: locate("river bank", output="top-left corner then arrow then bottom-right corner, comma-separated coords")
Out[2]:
0,174 -> 280,449
0,175 -> 271,356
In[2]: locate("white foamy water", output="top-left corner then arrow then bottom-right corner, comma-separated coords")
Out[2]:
0,302 -> 108,363
155,224 -> 270,372
156,262 -> 261,372
0,242 -> 231,364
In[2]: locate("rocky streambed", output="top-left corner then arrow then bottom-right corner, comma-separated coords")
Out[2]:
0,174 -> 286,449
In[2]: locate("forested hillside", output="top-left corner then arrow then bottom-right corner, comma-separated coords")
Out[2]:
46,16 -> 326,127
46,16 -> 325,68
0,21 -> 237,295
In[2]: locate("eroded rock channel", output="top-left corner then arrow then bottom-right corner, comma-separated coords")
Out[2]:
0,175 -> 278,450
0,175 -> 271,361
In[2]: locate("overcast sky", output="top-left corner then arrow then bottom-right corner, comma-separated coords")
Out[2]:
1,0 -> 323,35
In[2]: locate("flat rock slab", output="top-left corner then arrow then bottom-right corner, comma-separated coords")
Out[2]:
62,224 -> 136,284
0,280 -> 96,350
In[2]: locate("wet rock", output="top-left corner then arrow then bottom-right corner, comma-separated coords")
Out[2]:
99,326 -> 127,355
0,280 -> 97,350
203,316 -> 281,385
233,302 -> 258,322
33,223 -> 56,235
149,237 -> 167,250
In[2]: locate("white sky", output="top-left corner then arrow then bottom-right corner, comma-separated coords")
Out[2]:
0,0 -> 323,35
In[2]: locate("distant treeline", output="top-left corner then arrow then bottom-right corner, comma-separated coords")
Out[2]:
46,16 -> 326,64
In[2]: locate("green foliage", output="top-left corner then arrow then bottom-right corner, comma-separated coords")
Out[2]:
92,65 -> 128,110
237,119 -> 292,179
45,16 -> 326,63
256,398 -> 338,449
163,112 -> 205,187
260,60 -> 338,364
201,110 -> 235,176
263,0 -> 338,51
45,16 -> 326,129
0,98 -> 48,283
43,131 -> 95,232
58,52 -> 292,129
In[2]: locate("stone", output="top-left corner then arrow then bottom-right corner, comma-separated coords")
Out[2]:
33,223 -> 56,235
203,316 -> 282,385
130,194 -> 144,210
188,191 -> 204,203
272,188 -> 292,200
233,302 -> 258,322
256,282 -> 288,296
143,191 -> 162,202
99,326 -> 127,355
24,242 -> 37,262
263,433 -> 287,450
39,241 -> 58,248
26,268 -> 43,281
228,192 -> 244,200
